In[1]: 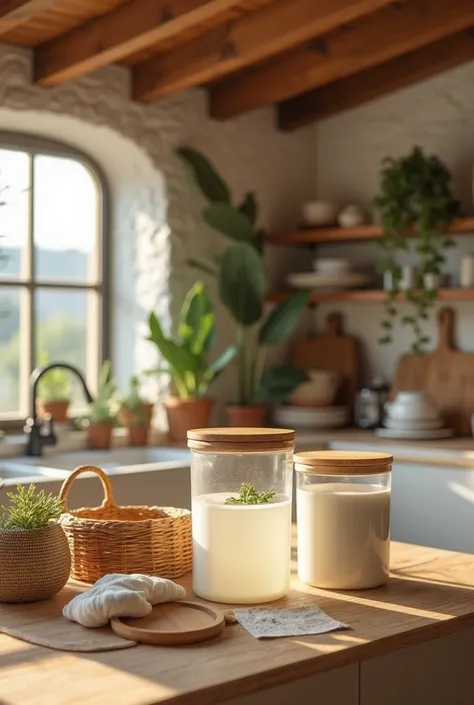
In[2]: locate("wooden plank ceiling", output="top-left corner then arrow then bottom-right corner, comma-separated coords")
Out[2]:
2,0 -> 474,129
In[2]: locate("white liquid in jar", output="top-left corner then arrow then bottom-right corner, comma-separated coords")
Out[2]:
192,492 -> 291,603
297,483 -> 390,589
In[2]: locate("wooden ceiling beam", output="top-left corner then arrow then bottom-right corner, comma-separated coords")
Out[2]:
34,0 -> 256,87
210,0 -> 474,120
278,29 -> 474,130
133,0 -> 396,102
0,0 -> 59,33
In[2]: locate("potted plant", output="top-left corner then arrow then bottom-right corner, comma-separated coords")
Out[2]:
36,355 -> 71,423
178,147 -> 309,426
86,361 -> 117,450
375,146 -> 459,353
118,376 -> 154,446
147,281 -> 236,442
0,483 -> 70,602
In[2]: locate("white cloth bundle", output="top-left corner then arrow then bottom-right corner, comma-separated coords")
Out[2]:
63,573 -> 186,627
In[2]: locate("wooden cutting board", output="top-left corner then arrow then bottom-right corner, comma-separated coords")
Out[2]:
390,307 -> 474,436
0,583 -> 136,652
293,312 -> 360,407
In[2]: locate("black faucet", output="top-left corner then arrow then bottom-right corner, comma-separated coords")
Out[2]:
24,362 -> 93,457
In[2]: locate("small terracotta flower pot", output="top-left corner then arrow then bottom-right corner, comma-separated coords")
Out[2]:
37,400 -> 69,424
164,397 -> 214,443
87,422 -> 113,450
118,403 -> 154,447
225,404 -> 267,427
127,425 -> 150,446
0,524 -> 71,603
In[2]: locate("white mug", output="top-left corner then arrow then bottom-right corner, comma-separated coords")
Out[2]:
385,391 -> 439,421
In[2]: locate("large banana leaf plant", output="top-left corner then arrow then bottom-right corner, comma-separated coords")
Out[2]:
178,147 -> 309,405
147,282 -> 236,399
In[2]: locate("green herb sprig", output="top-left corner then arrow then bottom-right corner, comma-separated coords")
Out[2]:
225,482 -> 276,505
0,484 -> 63,531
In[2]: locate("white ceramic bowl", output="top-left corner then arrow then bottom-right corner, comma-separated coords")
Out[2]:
385,391 -> 439,422
313,258 -> 351,275
302,201 -> 337,227
289,369 -> 340,407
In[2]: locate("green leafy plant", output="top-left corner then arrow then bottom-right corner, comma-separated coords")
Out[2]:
178,147 -> 309,405
225,482 -> 276,505
375,146 -> 459,353
87,360 -> 117,424
147,281 -> 236,400
36,351 -> 71,403
0,484 -> 63,531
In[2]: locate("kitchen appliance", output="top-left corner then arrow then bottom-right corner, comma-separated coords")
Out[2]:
354,378 -> 389,429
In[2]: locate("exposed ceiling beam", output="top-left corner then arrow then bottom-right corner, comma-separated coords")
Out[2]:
133,0 -> 396,102
0,0 -> 59,33
278,29 -> 474,130
34,0 -> 257,87
210,0 -> 474,120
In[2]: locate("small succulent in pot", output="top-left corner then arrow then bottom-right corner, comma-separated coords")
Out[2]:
118,375 -> 154,446
86,361 -> 118,450
0,483 -> 71,603
36,354 -> 71,424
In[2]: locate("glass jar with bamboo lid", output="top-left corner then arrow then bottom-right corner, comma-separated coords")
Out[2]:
187,427 -> 294,604
294,450 -> 392,590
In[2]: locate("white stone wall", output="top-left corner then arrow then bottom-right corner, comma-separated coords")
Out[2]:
313,62 -> 474,383
0,43 -> 317,423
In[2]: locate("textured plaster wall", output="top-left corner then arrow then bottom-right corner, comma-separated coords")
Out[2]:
313,62 -> 474,383
0,43 -> 316,422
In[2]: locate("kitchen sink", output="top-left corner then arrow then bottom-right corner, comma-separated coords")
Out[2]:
19,446 -> 191,473
0,461 -> 68,482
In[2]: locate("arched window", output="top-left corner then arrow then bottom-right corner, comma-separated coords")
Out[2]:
0,133 -> 109,423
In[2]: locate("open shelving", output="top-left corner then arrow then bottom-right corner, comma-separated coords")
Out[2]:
267,288 -> 474,305
266,216 -> 474,246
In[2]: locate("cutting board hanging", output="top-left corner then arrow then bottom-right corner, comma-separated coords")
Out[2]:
390,307 -> 474,436
293,312 -> 360,408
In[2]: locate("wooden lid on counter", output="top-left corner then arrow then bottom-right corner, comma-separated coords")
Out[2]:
187,427 -> 295,452
294,450 -> 393,475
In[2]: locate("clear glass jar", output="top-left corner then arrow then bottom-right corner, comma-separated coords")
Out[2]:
188,427 -> 294,604
294,451 -> 392,590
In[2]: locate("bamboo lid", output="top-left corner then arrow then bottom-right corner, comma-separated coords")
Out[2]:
187,427 -> 295,452
294,450 -> 393,475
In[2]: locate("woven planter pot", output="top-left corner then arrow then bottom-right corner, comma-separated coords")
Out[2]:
0,524 -> 71,603
60,465 -> 192,582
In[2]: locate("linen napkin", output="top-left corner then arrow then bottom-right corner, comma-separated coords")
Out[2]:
233,605 -> 348,639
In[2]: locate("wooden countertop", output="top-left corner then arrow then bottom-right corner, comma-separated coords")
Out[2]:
296,428 -> 474,468
2,538 -> 474,705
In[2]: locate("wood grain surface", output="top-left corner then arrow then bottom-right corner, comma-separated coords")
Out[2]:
2,537 -> 474,705
390,307 -> 474,435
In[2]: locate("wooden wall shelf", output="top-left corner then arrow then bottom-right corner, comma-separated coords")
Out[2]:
267,217 -> 474,245
268,288 -> 474,305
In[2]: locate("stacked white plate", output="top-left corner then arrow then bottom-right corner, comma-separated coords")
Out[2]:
273,405 -> 349,430
376,391 -> 453,440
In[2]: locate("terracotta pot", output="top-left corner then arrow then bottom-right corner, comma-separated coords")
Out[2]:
0,524 -> 71,603
127,425 -> 150,446
164,397 -> 214,443
225,404 -> 267,427
118,403 -> 154,428
87,422 -> 113,450
37,400 -> 69,424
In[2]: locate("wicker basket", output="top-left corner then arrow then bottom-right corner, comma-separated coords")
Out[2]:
59,465 -> 192,583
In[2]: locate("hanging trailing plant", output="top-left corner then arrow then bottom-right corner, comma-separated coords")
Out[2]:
375,147 -> 459,353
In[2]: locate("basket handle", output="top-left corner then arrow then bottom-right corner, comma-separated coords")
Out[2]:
59,465 -> 117,512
